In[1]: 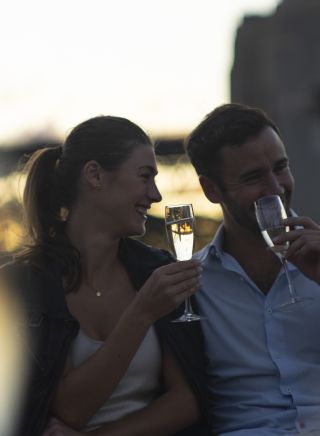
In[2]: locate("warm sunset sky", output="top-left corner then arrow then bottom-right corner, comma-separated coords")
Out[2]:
1,0 -> 282,146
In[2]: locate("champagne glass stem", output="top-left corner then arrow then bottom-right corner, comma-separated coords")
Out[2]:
281,257 -> 299,302
184,297 -> 193,316
171,295 -> 201,323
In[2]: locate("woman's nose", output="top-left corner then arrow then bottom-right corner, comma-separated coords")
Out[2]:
149,182 -> 162,203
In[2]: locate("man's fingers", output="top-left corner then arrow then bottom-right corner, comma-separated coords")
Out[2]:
283,216 -> 320,230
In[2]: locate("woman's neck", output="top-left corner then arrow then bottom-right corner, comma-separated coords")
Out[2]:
65,213 -> 121,281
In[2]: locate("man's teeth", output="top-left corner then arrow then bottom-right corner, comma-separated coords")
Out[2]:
136,207 -> 147,217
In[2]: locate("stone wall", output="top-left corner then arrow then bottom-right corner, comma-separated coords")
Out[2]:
231,0 -> 320,220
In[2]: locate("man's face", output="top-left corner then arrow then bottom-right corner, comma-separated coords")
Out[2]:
210,127 -> 295,234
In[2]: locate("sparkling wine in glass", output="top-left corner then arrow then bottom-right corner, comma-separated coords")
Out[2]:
165,204 -> 202,322
254,195 -> 305,307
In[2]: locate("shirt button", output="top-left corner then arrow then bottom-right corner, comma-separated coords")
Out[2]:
267,308 -> 273,314
299,421 -> 305,429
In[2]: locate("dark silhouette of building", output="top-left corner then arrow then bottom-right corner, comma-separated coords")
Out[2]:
231,0 -> 320,220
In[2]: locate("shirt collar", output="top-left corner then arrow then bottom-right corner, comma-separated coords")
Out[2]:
194,223 -> 224,263
209,223 -> 224,258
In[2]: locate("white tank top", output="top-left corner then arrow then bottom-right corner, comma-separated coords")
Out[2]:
70,326 -> 162,431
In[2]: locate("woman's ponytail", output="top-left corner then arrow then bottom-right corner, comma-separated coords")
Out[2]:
22,145 -> 62,244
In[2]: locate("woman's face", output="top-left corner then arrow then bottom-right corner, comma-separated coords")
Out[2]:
97,145 -> 162,237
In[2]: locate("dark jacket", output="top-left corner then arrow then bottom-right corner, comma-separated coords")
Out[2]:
3,238 -> 211,436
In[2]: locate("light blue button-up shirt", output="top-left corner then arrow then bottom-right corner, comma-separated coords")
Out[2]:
194,224 -> 320,436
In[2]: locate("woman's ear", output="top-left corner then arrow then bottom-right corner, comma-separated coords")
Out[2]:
82,160 -> 103,190
199,175 -> 222,204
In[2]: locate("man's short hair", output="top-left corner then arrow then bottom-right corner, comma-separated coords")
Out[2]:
184,103 -> 280,184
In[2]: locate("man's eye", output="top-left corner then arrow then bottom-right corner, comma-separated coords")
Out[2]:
274,163 -> 288,173
242,174 -> 261,184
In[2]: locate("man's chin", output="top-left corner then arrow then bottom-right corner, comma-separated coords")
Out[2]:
129,225 -> 146,238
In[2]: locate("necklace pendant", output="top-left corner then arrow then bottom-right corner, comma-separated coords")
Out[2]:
96,291 -> 102,297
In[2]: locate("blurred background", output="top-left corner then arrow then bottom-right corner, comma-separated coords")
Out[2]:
2,0 -> 319,260
1,0 -> 320,433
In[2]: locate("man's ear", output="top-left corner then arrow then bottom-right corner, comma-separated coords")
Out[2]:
82,160 -> 103,189
199,175 -> 222,204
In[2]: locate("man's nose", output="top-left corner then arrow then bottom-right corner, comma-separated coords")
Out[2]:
263,173 -> 284,197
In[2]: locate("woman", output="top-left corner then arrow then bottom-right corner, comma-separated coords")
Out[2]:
3,116 -> 210,436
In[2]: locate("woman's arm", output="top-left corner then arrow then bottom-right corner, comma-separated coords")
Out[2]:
52,260 -> 201,429
89,342 -> 200,436
44,344 -> 199,436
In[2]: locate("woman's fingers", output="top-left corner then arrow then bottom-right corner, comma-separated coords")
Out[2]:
136,259 -> 202,321
156,259 -> 202,276
153,261 -> 202,285
150,264 -> 201,296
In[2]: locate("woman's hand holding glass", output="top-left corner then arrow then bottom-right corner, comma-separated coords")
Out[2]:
135,261 -> 202,324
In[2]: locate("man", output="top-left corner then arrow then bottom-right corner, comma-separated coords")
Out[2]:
185,103 -> 320,435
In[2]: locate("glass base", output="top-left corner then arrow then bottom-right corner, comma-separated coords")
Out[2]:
172,313 -> 204,323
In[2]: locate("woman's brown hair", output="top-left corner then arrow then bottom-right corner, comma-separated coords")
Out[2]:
18,115 -> 152,292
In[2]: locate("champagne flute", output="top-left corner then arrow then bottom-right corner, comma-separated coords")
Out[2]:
165,204 -> 202,322
254,195 -> 306,307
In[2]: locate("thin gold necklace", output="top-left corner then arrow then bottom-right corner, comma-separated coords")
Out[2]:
84,280 -> 102,297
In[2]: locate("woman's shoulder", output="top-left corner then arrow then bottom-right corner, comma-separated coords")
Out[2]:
121,237 -> 175,263
0,257 -> 34,287
0,258 -> 45,317
0,256 -> 56,286
0,256 -> 65,315
119,238 -> 175,288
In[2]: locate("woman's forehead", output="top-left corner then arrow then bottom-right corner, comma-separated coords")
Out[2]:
121,145 -> 157,169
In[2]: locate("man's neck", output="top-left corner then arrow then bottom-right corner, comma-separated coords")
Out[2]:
222,223 -> 282,294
